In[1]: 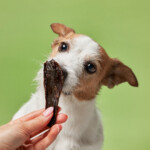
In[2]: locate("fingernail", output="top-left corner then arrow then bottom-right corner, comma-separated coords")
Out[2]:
43,107 -> 54,117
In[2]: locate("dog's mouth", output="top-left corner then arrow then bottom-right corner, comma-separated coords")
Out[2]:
61,77 -> 75,96
62,90 -> 72,96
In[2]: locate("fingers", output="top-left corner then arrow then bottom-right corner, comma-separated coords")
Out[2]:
10,109 -> 44,125
33,124 -> 62,150
11,106 -> 61,125
30,113 -> 68,137
55,113 -> 68,124
30,129 -> 50,144
9,106 -> 67,150
22,107 -> 54,135
20,109 -> 44,122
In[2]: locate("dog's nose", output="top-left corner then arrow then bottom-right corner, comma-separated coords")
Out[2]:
62,68 -> 68,81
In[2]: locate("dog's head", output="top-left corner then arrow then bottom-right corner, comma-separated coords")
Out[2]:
49,23 -> 138,100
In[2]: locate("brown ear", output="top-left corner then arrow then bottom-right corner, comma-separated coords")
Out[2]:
102,58 -> 138,88
50,23 -> 75,36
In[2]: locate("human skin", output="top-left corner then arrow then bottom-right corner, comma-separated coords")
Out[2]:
0,107 -> 68,150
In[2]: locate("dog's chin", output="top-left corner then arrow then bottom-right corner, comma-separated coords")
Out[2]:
62,90 -> 72,96
61,83 -> 75,96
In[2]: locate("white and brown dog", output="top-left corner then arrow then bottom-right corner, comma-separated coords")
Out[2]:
13,23 -> 138,150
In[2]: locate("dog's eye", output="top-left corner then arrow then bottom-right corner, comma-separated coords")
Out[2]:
84,62 -> 96,74
59,42 -> 68,52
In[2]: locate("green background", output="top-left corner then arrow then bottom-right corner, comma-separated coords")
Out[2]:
0,0 -> 149,150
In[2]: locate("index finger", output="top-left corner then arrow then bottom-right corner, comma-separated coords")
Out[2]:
11,107 -> 61,125
22,107 -> 54,134
10,109 -> 44,125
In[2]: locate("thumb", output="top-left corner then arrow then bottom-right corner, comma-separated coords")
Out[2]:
22,107 -> 54,135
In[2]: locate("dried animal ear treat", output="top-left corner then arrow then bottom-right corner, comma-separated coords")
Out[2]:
44,59 -> 64,127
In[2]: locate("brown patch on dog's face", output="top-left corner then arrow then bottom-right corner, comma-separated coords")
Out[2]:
73,46 -> 138,101
73,47 -> 109,100
73,58 -> 102,100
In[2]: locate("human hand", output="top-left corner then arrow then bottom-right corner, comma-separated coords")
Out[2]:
0,107 -> 68,150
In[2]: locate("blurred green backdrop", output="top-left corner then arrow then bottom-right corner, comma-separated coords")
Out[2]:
0,0 -> 149,150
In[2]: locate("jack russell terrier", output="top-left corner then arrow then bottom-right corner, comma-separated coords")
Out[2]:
13,23 -> 138,150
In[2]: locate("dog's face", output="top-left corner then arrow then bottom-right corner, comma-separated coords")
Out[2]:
49,23 -> 138,100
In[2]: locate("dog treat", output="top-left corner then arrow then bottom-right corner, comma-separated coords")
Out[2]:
44,59 -> 64,127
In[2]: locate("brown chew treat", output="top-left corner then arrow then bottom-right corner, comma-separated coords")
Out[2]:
44,59 -> 64,127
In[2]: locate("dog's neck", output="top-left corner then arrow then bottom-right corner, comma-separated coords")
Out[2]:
58,93 -> 100,141
59,93 -> 97,116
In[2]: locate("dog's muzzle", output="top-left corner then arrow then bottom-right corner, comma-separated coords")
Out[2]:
62,68 -> 68,81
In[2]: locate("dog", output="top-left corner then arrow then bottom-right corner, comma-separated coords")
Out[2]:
13,23 -> 138,150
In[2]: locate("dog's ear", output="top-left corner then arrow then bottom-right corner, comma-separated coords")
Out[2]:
50,23 -> 75,36
101,58 -> 138,88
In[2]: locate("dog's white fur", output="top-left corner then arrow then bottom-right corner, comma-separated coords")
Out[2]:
13,35 -> 104,150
